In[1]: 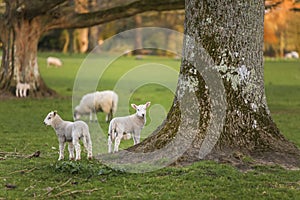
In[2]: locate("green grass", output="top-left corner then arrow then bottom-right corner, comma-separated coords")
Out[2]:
0,55 -> 300,199
264,60 -> 300,147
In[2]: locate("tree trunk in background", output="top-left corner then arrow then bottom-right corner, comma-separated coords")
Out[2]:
68,29 -> 75,53
74,0 -> 89,53
131,0 -> 300,168
88,0 -> 101,52
75,28 -> 89,53
62,30 -> 70,53
88,26 -> 100,52
0,2 -> 55,97
279,32 -> 285,57
134,14 -> 143,55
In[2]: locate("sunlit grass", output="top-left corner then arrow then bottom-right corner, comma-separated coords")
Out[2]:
0,56 -> 299,199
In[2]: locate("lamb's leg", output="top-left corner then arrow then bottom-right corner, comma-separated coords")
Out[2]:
73,138 -> 81,161
23,88 -> 27,97
19,89 -> 23,97
93,112 -> 98,122
82,135 -> 93,159
114,134 -> 122,153
106,112 -> 112,122
108,135 -> 113,153
58,142 -> 65,160
133,130 -> 141,145
68,142 -> 75,160
15,88 -> 19,97
89,112 -> 93,122
87,142 -> 93,160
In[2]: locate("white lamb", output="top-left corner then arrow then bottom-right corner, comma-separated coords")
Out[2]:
15,82 -> 30,97
74,90 -> 118,122
108,102 -> 151,153
47,56 -> 62,68
43,111 -> 93,161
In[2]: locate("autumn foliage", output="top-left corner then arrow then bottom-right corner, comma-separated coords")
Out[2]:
264,0 -> 300,56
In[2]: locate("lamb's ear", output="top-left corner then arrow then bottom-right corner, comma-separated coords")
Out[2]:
131,104 -> 137,110
53,110 -> 57,116
145,102 -> 151,108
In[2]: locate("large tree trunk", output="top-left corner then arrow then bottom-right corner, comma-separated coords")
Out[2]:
100,0 -> 300,171
0,2 -> 55,97
149,0 -> 300,167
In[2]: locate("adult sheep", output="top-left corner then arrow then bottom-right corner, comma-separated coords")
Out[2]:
74,90 -> 118,122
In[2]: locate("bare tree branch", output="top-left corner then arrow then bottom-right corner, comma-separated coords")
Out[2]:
0,0 -> 67,32
45,0 -> 185,30
0,0 -> 68,17
265,0 -> 284,10
264,0 -> 300,12
22,0 -> 68,19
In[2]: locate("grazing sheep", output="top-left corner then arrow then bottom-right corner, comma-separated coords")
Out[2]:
108,102 -> 151,153
43,111 -> 93,161
15,82 -> 30,97
47,56 -> 62,68
74,90 -> 118,122
285,51 -> 299,59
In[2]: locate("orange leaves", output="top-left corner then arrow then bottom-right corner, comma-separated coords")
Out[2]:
264,0 -> 297,44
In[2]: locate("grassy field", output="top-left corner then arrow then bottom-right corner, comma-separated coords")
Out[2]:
0,54 -> 299,199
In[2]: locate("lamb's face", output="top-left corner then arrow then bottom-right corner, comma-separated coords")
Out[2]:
43,111 -> 57,126
131,102 -> 151,118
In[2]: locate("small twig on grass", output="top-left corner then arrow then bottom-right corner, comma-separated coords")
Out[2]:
7,167 -> 37,175
0,151 -> 23,158
42,178 -> 73,197
49,188 -> 101,198
0,150 -> 40,159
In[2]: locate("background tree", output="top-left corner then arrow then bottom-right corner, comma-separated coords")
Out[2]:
112,0 -> 300,169
264,0 -> 300,57
0,0 -> 184,97
74,0 -> 89,53
87,0 -> 101,52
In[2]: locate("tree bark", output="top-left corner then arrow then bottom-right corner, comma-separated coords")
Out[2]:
126,0 -> 300,168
